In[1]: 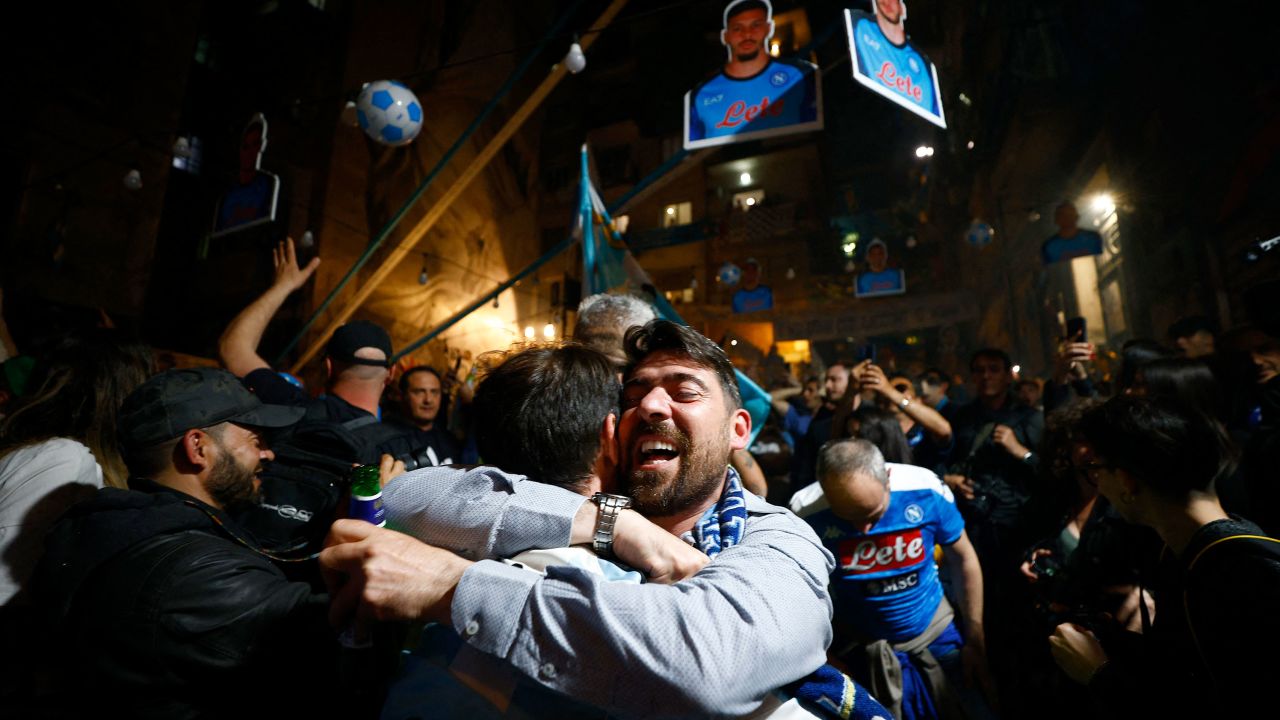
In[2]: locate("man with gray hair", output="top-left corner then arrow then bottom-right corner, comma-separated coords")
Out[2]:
573,293 -> 657,369
791,438 -> 993,719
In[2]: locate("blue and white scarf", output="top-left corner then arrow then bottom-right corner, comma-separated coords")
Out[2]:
686,467 -> 893,720
686,466 -> 750,557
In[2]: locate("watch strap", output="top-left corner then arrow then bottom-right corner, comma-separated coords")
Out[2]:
591,493 -> 632,558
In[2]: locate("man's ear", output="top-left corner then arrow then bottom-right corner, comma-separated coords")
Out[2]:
324,357 -> 334,380
180,429 -> 212,470
729,408 -> 751,451
600,412 -> 619,466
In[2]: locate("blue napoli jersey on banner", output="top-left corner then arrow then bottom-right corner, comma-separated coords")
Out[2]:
845,10 -> 945,128
686,58 -> 820,148
792,464 -> 964,642
1042,229 -> 1104,265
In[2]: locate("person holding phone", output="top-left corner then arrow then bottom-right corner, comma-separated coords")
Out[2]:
856,362 -> 954,476
1045,317 -> 1098,413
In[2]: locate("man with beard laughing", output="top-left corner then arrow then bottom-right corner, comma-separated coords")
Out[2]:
322,321 -> 854,718
32,367 -> 351,718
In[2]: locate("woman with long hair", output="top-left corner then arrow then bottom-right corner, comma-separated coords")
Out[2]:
845,404 -> 914,465
1129,357 -> 1223,421
0,328 -> 154,605
1116,339 -> 1171,395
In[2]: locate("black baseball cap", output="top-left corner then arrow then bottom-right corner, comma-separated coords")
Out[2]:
325,320 -> 392,368
118,367 -> 304,450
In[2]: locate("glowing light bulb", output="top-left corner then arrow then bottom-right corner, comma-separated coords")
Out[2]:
524,326 -> 535,339
543,324 -> 555,340
739,171 -> 752,186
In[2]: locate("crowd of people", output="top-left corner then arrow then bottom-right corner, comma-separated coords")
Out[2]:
0,240 -> 1277,719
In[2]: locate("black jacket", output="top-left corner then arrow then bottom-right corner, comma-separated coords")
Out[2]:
31,479 -> 336,719
947,395 -> 1044,528
1088,518 -> 1280,718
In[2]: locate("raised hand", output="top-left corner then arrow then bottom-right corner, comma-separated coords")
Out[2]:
272,237 -> 321,293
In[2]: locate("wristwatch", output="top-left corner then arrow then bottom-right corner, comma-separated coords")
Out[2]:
590,493 -> 633,559
899,397 -> 911,409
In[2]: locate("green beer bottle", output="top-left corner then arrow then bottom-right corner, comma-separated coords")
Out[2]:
348,464 -> 385,527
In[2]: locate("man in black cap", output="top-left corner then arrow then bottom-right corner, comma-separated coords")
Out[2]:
31,367 -> 343,717
219,237 -> 414,459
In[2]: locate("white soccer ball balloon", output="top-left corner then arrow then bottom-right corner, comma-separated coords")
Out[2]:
717,262 -> 742,286
356,80 -> 423,147
966,220 -> 995,248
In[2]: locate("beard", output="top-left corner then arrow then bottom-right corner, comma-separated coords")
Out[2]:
624,422 -> 728,517
205,449 -> 262,513
734,48 -> 761,63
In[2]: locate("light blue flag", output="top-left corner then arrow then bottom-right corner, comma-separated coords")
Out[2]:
577,146 -> 771,443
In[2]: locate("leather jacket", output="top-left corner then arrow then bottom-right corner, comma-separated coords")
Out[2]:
32,479 -> 336,718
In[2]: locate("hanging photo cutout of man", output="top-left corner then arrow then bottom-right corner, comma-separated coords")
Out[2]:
213,113 -> 281,237
844,0 -> 946,128
1040,201 -> 1104,265
732,257 -> 775,313
855,238 -> 906,298
684,0 -> 823,150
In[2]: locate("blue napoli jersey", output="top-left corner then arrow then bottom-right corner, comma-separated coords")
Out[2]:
852,16 -> 939,117
689,58 -> 819,142
791,464 -> 964,642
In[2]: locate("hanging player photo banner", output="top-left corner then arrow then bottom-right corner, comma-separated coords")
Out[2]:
855,238 -> 907,298
683,0 -> 823,150
844,3 -> 946,129
212,113 -> 281,238
1041,201 -> 1104,264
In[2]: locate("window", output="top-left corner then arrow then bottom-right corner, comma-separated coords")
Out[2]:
732,189 -> 765,211
662,201 -> 692,228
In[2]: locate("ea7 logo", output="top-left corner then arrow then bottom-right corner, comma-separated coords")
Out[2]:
823,525 -> 846,541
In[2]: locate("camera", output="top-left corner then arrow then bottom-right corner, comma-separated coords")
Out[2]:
1032,551 -> 1064,579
